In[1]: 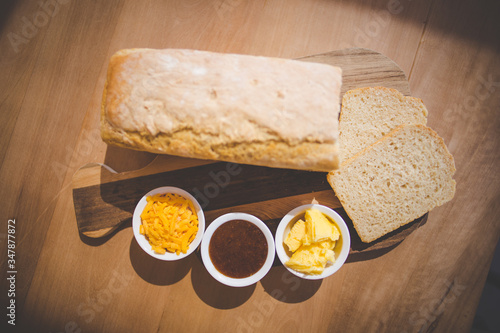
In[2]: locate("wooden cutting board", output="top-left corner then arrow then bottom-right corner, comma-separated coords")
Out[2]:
72,48 -> 427,262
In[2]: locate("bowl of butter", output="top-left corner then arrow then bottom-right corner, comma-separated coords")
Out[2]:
275,204 -> 350,280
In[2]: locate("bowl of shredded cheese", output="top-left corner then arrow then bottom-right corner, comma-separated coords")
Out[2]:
132,186 -> 205,260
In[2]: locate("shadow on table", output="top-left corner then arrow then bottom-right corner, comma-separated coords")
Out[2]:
190,250 -> 255,309
260,265 -> 322,303
326,0 -> 499,48
129,236 -> 192,286
78,217 -> 132,246
189,251 -> 321,308
0,1 -> 17,39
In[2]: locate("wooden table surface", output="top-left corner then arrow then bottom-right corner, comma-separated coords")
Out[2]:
1,1 -> 499,332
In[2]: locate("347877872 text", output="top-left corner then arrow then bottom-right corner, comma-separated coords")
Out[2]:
6,218 -> 16,326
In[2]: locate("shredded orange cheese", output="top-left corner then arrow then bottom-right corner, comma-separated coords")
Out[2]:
139,193 -> 199,255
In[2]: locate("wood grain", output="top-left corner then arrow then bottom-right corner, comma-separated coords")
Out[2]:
0,0 -> 126,318
1,1 -> 498,332
300,48 -> 410,95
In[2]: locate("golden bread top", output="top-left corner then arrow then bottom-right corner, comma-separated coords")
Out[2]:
103,48 -> 342,145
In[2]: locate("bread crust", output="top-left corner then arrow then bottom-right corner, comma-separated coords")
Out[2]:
101,48 -> 342,171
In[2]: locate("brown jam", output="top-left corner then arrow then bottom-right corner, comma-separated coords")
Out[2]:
209,220 -> 268,279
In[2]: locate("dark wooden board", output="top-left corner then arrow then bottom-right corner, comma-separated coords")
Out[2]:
72,48 -> 421,261
73,161 -> 427,262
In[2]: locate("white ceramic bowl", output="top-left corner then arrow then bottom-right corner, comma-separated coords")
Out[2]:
201,213 -> 275,287
132,186 -> 205,261
275,204 -> 350,280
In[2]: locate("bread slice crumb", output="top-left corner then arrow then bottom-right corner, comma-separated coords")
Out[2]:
328,124 -> 456,243
339,87 -> 428,163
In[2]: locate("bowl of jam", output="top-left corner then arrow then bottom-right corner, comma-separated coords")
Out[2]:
201,213 -> 275,287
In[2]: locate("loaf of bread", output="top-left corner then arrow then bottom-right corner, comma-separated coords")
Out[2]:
100,48 -> 343,171
327,124 -> 456,243
339,87 -> 428,162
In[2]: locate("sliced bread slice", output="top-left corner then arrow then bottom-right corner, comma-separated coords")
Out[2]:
327,124 -> 456,243
339,87 -> 428,163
